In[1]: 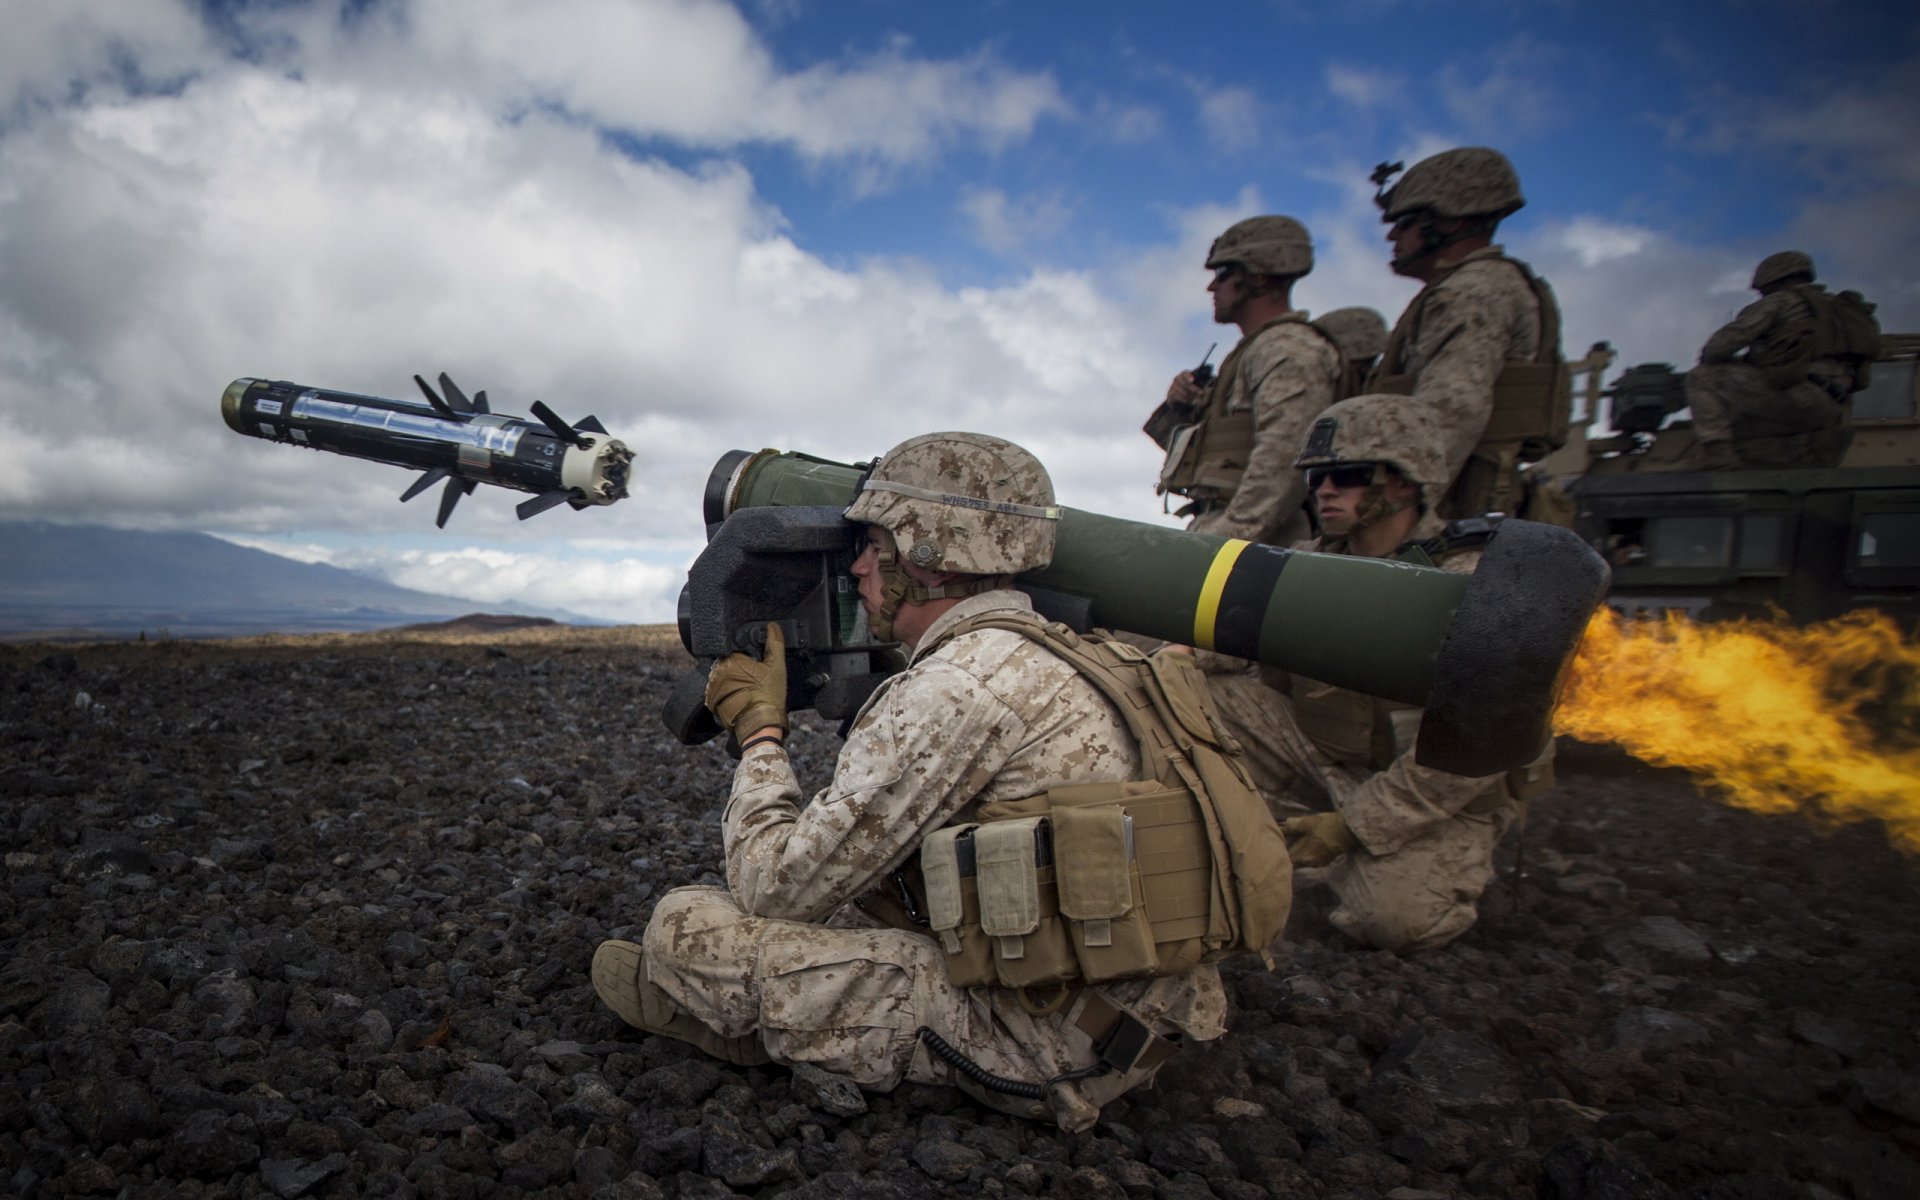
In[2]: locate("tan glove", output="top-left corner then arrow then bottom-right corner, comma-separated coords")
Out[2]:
1282,811 -> 1358,868
704,622 -> 788,743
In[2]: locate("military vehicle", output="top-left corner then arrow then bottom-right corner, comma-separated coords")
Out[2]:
1554,334 -> 1920,626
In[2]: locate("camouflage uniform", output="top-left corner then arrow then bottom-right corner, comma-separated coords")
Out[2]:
1375,245 -> 1544,486
1155,215 -> 1342,547
1176,317 -> 1342,546
1255,517 -> 1539,954
1687,287 -> 1857,467
1208,394 -> 1544,953
642,589 -> 1228,1132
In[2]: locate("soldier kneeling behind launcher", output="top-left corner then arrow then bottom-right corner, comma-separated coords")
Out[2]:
1205,394 -> 1555,954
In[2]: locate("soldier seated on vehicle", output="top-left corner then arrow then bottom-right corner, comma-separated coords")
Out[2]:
1203,394 -> 1554,954
592,432 -> 1260,1132
1687,251 -> 1882,470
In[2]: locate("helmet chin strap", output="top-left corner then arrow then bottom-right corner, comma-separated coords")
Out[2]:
1390,211 -> 1486,273
1354,479 -> 1411,528
864,529 -> 1001,643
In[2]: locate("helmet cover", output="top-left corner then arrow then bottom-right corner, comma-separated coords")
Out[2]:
1205,215 -> 1314,278
1312,307 -> 1389,361
1751,250 -> 1815,290
1295,393 -> 1448,496
1377,147 -> 1525,222
844,431 -> 1058,576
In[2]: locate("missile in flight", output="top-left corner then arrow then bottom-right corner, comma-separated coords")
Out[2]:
221,374 -> 633,527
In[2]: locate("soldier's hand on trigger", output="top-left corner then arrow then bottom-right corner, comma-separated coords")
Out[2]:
705,622 -> 789,744
1282,811 -> 1359,868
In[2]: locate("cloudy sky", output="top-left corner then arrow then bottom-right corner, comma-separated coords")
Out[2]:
2,0 -> 1915,624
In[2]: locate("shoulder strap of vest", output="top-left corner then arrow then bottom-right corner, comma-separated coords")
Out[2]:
925,612 -> 1202,792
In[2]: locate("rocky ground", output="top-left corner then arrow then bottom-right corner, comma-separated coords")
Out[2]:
2,629 -> 1917,1199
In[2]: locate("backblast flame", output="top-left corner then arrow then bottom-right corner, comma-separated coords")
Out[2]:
1554,608 -> 1920,851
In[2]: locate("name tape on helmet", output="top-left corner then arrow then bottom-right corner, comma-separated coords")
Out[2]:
857,479 -> 1061,521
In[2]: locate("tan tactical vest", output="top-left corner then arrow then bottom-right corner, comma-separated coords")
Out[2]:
862,613 -> 1292,993
1284,529 -> 1554,807
1369,255 -> 1570,520
1159,315 -> 1338,504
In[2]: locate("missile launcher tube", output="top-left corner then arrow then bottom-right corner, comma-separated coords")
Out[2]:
712,448 -> 1466,707
706,448 -> 1610,776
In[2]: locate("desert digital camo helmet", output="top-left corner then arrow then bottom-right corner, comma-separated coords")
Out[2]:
1205,215 -> 1315,278
1296,393 -> 1448,520
844,432 -> 1060,639
1312,307 -> 1390,362
1751,250 -> 1816,290
1375,147 -> 1526,222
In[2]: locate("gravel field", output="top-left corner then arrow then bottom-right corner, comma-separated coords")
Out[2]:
2,629 -> 1916,1199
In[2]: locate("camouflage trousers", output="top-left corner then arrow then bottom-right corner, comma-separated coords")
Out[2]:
641,885 -> 1180,1131
1686,362 -> 1853,467
1205,671 -> 1517,954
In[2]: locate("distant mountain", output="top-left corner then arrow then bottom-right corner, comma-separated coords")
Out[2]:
0,521 -> 602,641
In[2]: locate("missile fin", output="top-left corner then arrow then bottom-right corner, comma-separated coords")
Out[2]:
516,490 -> 574,520
400,467 -> 449,503
435,477 -> 476,528
530,399 -> 588,448
438,373 -> 474,414
471,389 -> 490,415
413,374 -> 458,420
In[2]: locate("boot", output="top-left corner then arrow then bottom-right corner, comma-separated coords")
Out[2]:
591,940 -> 772,1066
1693,440 -> 1740,470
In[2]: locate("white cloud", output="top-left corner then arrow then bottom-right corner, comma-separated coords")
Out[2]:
0,0 -> 214,117
379,545 -> 687,624
397,0 -> 1070,168
1554,217 -> 1654,268
959,187 -> 1073,255
1436,37 -> 1562,140
1091,97 -> 1163,144
1325,63 -> 1403,110
1197,85 -> 1263,152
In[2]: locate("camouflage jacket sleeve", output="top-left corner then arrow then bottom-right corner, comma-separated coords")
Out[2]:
1406,257 -> 1541,483
1208,321 -> 1340,544
720,615 -> 1138,923
1698,293 -> 1792,364
1329,547 -> 1517,853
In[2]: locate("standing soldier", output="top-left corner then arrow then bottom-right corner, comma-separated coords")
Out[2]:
1686,251 -> 1881,469
1312,306 -> 1390,401
1232,394 -> 1554,953
1368,148 -> 1571,521
1147,215 -> 1342,547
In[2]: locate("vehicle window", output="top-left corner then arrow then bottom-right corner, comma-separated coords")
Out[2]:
1853,360 -> 1917,420
1857,512 -> 1920,568
1737,513 -> 1788,570
1645,516 -> 1734,567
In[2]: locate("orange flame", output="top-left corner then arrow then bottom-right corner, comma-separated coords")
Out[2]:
1554,607 -> 1920,851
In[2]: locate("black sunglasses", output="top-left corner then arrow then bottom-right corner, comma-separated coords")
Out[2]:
1304,464 -> 1377,490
